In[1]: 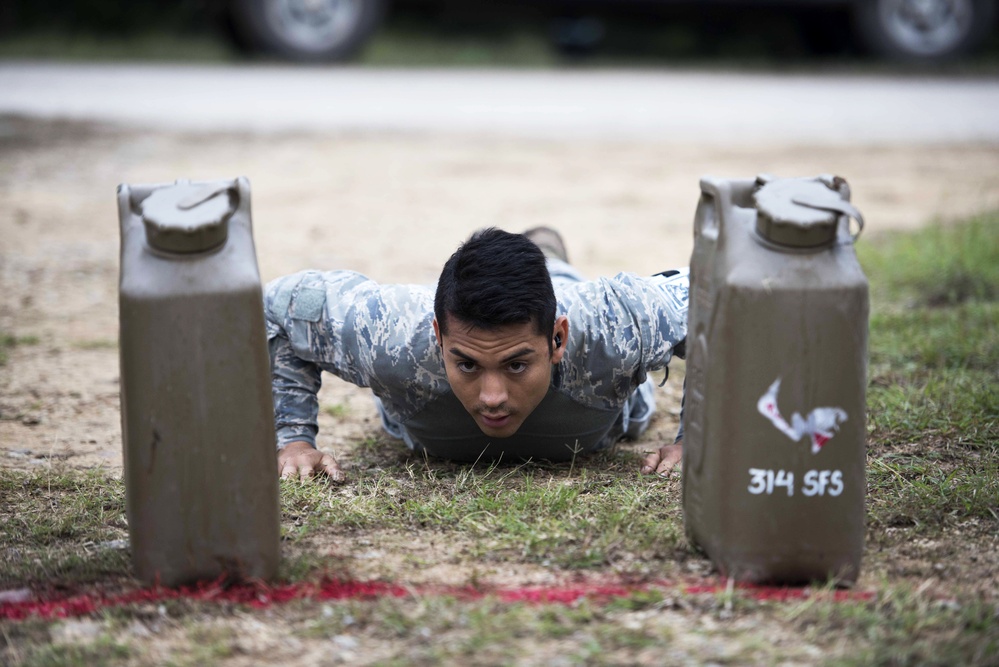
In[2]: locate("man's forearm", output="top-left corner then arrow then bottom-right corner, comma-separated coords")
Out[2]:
269,333 -> 322,449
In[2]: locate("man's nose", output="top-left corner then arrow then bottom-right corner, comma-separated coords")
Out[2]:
479,372 -> 508,408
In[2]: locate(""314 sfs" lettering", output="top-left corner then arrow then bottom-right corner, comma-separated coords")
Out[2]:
747,469 -> 844,497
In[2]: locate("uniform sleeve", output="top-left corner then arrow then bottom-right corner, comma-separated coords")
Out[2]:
626,268 -> 690,371
557,268 -> 689,409
637,269 -> 689,446
267,326 -> 322,449
263,270 -> 439,449
264,272 -> 328,449
645,270 -> 689,444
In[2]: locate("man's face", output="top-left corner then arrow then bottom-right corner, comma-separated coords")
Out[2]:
433,315 -> 568,439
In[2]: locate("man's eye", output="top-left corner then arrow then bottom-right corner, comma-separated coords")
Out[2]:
508,362 -> 528,374
456,361 -> 477,373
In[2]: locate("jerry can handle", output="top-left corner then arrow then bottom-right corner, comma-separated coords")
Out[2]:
791,194 -> 865,242
177,183 -> 237,210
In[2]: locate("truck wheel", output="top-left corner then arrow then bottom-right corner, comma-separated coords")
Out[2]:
853,0 -> 996,61
228,0 -> 387,62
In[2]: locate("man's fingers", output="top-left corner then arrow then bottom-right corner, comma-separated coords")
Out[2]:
640,450 -> 662,475
655,444 -> 683,476
640,444 -> 682,477
277,453 -> 345,483
320,454 -> 346,483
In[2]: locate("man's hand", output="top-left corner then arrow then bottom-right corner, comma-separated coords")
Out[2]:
278,441 -> 345,482
640,441 -> 682,477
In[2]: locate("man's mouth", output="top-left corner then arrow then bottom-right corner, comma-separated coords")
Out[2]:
480,413 -> 512,429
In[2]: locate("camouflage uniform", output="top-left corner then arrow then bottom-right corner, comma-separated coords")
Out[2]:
264,259 -> 688,462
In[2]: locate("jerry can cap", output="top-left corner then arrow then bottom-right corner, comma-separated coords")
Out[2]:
754,179 -> 844,248
141,183 -> 234,253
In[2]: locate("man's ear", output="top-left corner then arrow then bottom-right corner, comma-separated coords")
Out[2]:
432,318 -> 442,347
551,316 -> 569,364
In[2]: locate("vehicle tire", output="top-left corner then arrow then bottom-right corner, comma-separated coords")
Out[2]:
852,0 -> 996,61
228,0 -> 387,62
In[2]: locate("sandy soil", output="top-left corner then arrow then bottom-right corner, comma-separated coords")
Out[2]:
2,116 -> 999,475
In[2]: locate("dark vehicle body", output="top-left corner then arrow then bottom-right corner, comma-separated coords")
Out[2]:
225,0 -> 996,62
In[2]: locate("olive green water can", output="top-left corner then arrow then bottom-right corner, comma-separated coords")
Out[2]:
117,177 -> 279,587
682,174 -> 869,585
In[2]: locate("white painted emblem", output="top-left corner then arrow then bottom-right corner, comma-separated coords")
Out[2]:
757,378 -> 848,454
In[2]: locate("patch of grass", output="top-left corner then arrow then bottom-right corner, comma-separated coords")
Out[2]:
70,339 -> 118,351
17,636 -> 131,667
605,588 -> 667,612
182,622 -> 240,663
1,455 -> 680,591
867,370 -> 996,443
322,403 -> 349,419
0,333 -> 40,365
280,463 -> 683,571
870,303 -> 998,371
860,215 -> 999,534
297,595 -> 705,665
862,212 -> 999,308
788,586 -> 999,666
866,443 -> 999,529
0,469 -> 130,588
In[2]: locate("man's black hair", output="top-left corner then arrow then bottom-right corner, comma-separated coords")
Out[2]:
435,228 -> 557,350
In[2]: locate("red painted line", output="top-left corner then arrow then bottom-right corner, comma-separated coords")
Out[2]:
0,577 -> 874,622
